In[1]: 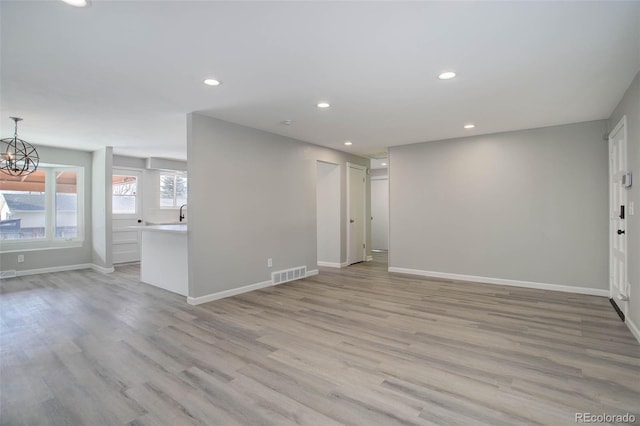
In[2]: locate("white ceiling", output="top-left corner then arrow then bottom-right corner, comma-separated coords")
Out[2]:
2,1 -> 639,161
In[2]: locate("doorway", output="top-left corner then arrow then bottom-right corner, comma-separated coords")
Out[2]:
371,176 -> 389,251
316,161 -> 341,267
609,115 -> 629,319
112,169 -> 142,264
347,163 -> 366,265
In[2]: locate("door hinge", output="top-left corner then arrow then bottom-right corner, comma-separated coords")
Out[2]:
363,243 -> 365,248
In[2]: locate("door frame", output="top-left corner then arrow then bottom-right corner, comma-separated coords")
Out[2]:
608,115 -> 629,317
112,167 -> 143,264
112,167 -> 143,220
346,162 -> 367,265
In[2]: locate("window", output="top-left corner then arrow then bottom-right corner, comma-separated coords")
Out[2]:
112,174 -> 138,215
0,166 -> 83,246
160,173 -> 187,207
56,170 -> 78,239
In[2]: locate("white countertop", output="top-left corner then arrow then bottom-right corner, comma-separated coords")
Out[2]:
130,224 -> 187,233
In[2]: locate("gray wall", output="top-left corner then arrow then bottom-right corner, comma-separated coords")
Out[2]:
91,147 -> 113,269
389,120 -> 609,290
187,113 -> 369,298
316,161 -> 341,264
609,70 -> 640,331
0,145 -> 94,272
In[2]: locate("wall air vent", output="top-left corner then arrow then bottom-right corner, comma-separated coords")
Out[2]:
272,266 -> 307,285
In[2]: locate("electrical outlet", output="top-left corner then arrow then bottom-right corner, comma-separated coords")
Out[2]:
17,255 -> 24,263
267,258 -> 273,268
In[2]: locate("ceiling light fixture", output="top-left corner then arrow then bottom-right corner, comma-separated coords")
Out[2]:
203,79 -> 221,86
61,0 -> 88,7
438,71 -> 456,80
381,162 -> 388,166
464,124 -> 475,129
316,102 -> 331,108
344,141 -> 353,146
1,117 -> 40,177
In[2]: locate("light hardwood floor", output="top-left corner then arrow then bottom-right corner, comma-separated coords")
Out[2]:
1,253 -> 639,425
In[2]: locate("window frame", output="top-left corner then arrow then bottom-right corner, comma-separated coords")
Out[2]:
112,169 -> 142,219
159,172 -> 188,209
0,165 -> 84,252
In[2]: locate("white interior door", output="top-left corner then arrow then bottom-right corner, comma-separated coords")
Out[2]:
348,163 -> 366,264
112,169 -> 142,264
609,116 -> 629,316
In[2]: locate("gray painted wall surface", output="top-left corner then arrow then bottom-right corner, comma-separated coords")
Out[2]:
316,161 -> 341,264
91,147 -> 113,268
187,113 -> 369,298
609,70 -> 640,330
389,120 -> 609,290
0,145 -> 93,271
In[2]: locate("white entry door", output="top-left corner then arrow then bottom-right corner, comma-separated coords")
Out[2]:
348,163 -> 366,265
609,116 -> 629,316
112,169 -> 142,264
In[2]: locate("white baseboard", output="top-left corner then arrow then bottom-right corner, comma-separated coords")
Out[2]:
317,261 -> 349,268
626,318 -> 640,344
188,279 -> 274,305
387,267 -> 609,297
91,264 -> 115,274
366,255 -> 373,261
317,261 -> 342,268
0,263 -> 115,279
188,268 -> 320,305
13,263 -> 92,277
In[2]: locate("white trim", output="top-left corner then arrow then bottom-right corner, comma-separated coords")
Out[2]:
346,162 -> 367,266
317,261 -> 349,268
626,318 -> 640,344
1,241 -> 83,254
366,255 -> 373,261
112,168 -> 143,218
188,268 -> 319,305
608,115 -> 629,318
388,267 -> 609,297
187,280 -> 273,305
91,264 -> 115,274
317,261 -> 342,268
0,263 -> 114,278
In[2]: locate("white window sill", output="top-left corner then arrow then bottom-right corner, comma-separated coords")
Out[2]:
0,240 -> 84,254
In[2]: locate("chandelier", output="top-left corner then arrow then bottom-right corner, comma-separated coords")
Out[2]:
0,117 -> 39,177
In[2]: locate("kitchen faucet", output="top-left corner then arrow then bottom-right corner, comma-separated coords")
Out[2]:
179,204 -> 187,222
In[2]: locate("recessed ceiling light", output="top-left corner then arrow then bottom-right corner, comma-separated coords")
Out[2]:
438,71 -> 457,80
464,124 -> 475,129
283,120 -> 293,125
61,0 -> 88,7
317,102 -> 331,108
344,141 -> 353,146
381,162 -> 388,166
203,79 -> 221,86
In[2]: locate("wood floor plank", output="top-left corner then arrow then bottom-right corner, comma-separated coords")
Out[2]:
1,252 -> 639,425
